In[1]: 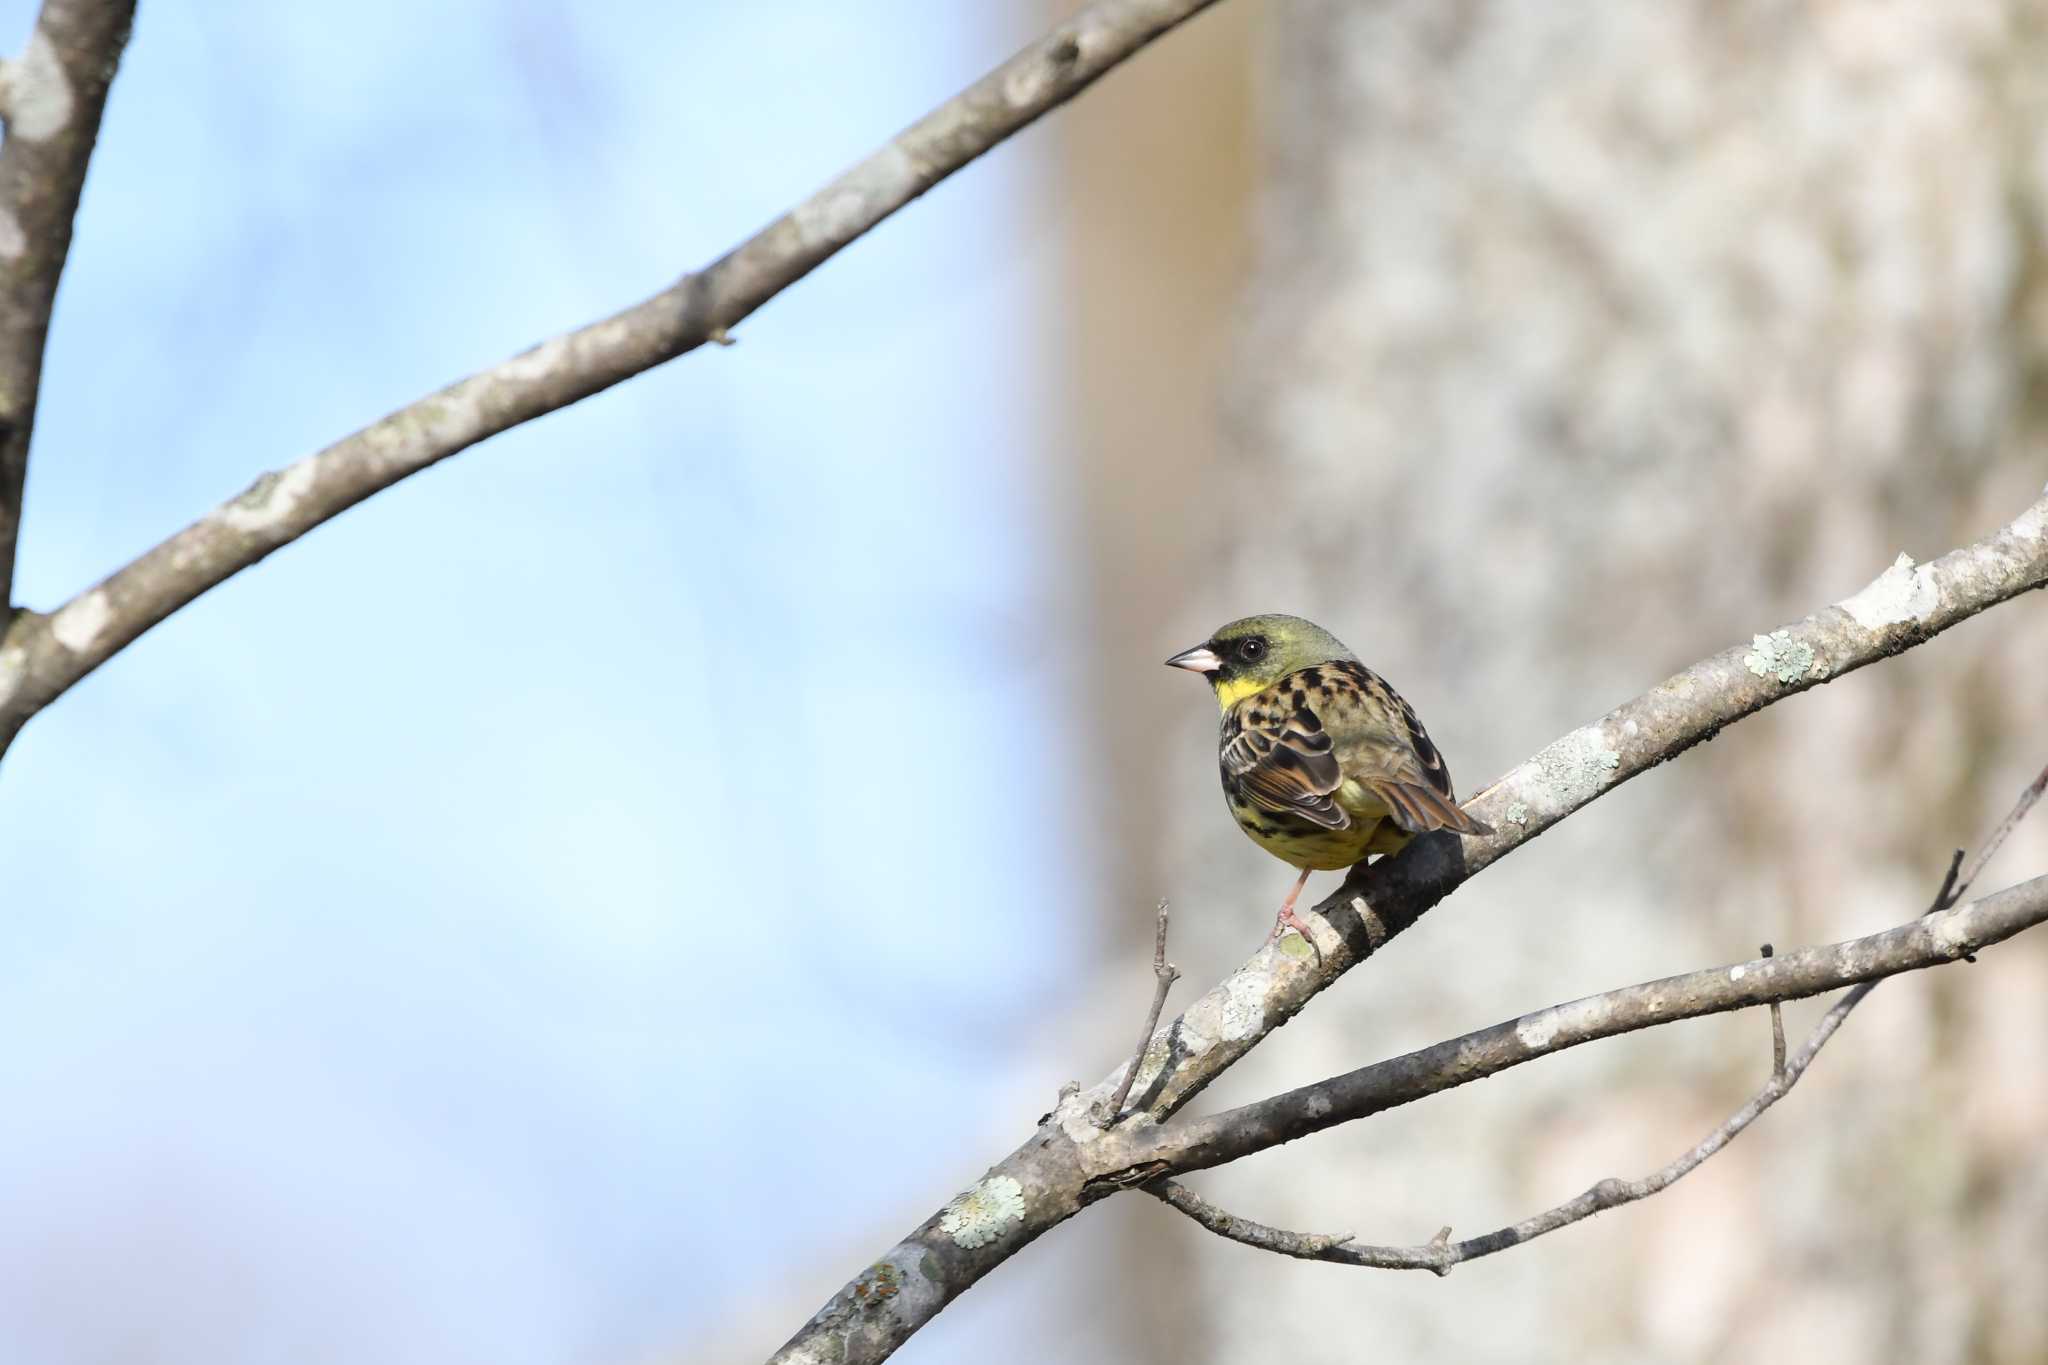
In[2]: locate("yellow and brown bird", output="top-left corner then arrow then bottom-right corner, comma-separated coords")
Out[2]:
1167,614 -> 1492,946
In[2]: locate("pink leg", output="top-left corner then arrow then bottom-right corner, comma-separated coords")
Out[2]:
1267,866 -> 1318,950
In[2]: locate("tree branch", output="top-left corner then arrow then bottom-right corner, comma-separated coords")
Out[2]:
1140,761 -> 2048,1271
1116,488 -> 2048,1132
0,0 -> 1231,757
0,0 -> 135,621
1143,967 -> 1862,1273
1107,873 -> 2048,1181
764,498 -> 2048,1365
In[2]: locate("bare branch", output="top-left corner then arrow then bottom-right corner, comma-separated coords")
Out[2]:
1147,1179 -> 1370,1262
1107,874 -> 2048,1182
1100,900 -> 1181,1124
1142,761 -> 2048,1273
765,496 -> 2048,1365
0,0 -> 1231,756
1146,967 -> 1853,1274
1138,880 -> 2043,1269
0,0 -> 135,619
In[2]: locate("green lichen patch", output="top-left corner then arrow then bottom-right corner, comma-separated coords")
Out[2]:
1743,629 -> 1815,685
1506,801 -> 1529,826
1537,730 -> 1622,801
1277,931 -> 1313,960
940,1175 -> 1024,1249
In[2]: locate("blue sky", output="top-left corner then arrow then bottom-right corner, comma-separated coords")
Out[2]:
0,3 -> 1090,1360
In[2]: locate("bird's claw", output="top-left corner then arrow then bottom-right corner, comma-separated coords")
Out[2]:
1268,905 -> 1324,962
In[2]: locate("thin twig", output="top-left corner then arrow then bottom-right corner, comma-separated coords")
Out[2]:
1101,900 -> 1180,1124
1144,761 -> 2048,1273
1951,760 -> 2048,905
1762,944 -> 1785,1078
1148,967 -> 1876,1274
1147,1180 -> 1359,1258
1928,849 -> 1965,915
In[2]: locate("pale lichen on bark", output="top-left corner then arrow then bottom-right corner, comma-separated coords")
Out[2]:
938,1176 -> 1025,1249
1839,550 -> 1943,630
1743,628 -> 1816,684
0,31 -> 76,140
47,586 -> 107,652
217,460 -> 318,535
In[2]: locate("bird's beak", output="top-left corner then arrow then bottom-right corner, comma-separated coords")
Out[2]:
1164,644 -> 1223,675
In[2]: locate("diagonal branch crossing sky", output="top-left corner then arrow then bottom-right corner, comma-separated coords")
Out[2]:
0,3 -> 1092,1360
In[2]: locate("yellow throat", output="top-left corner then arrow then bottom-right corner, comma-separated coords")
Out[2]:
1214,674 -> 1269,710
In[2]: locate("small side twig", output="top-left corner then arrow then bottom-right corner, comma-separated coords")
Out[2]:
1812,760 -> 2043,1034
1146,759 -> 2048,1274
1761,943 -> 1785,1078
1928,848 -> 1965,916
1100,900 -> 1180,1124
1951,761 -> 2048,904
1147,1180 -> 1359,1259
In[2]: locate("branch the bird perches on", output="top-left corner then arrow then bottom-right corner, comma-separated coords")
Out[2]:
770,487 -> 2048,1365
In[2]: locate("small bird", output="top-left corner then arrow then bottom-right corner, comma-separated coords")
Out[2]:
1167,614 -> 1492,948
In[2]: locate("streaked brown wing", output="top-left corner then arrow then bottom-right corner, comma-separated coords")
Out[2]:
1329,661 -> 1495,838
1219,699 -> 1349,831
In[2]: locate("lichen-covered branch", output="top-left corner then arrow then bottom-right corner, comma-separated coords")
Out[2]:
1139,763 -> 2048,1267
1141,955 -> 1823,1274
1134,872 -> 2047,1255
0,0 -> 1230,756
1143,960 -> 1865,1272
765,494 -> 2048,1364
1106,873 -> 2048,1179
0,0 -> 135,620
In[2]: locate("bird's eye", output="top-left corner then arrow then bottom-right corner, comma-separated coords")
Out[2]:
1238,637 -> 1265,662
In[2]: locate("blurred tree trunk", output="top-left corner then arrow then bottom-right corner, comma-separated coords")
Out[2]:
1051,2 -> 1256,1360
1135,4 -> 2048,1363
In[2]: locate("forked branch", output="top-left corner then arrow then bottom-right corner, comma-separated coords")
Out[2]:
1142,763 -> 2048,1273
767,498 -> 2047,1365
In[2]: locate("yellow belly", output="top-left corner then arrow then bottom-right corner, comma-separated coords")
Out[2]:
1227,779 -> 1413,871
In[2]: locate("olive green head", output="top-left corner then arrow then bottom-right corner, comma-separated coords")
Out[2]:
1165,613 -> 1358,708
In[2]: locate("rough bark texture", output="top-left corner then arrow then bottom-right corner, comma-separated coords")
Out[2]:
1148,873 -> 2048,1174
777,861 -> 2048,1365
1165,4 -> 2048,1360
0,0 -> 135,618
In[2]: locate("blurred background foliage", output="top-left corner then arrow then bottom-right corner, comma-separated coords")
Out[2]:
0,2 -> 2042,1363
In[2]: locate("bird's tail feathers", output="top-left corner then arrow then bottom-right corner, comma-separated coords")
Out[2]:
1370,779 -> 1495,838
